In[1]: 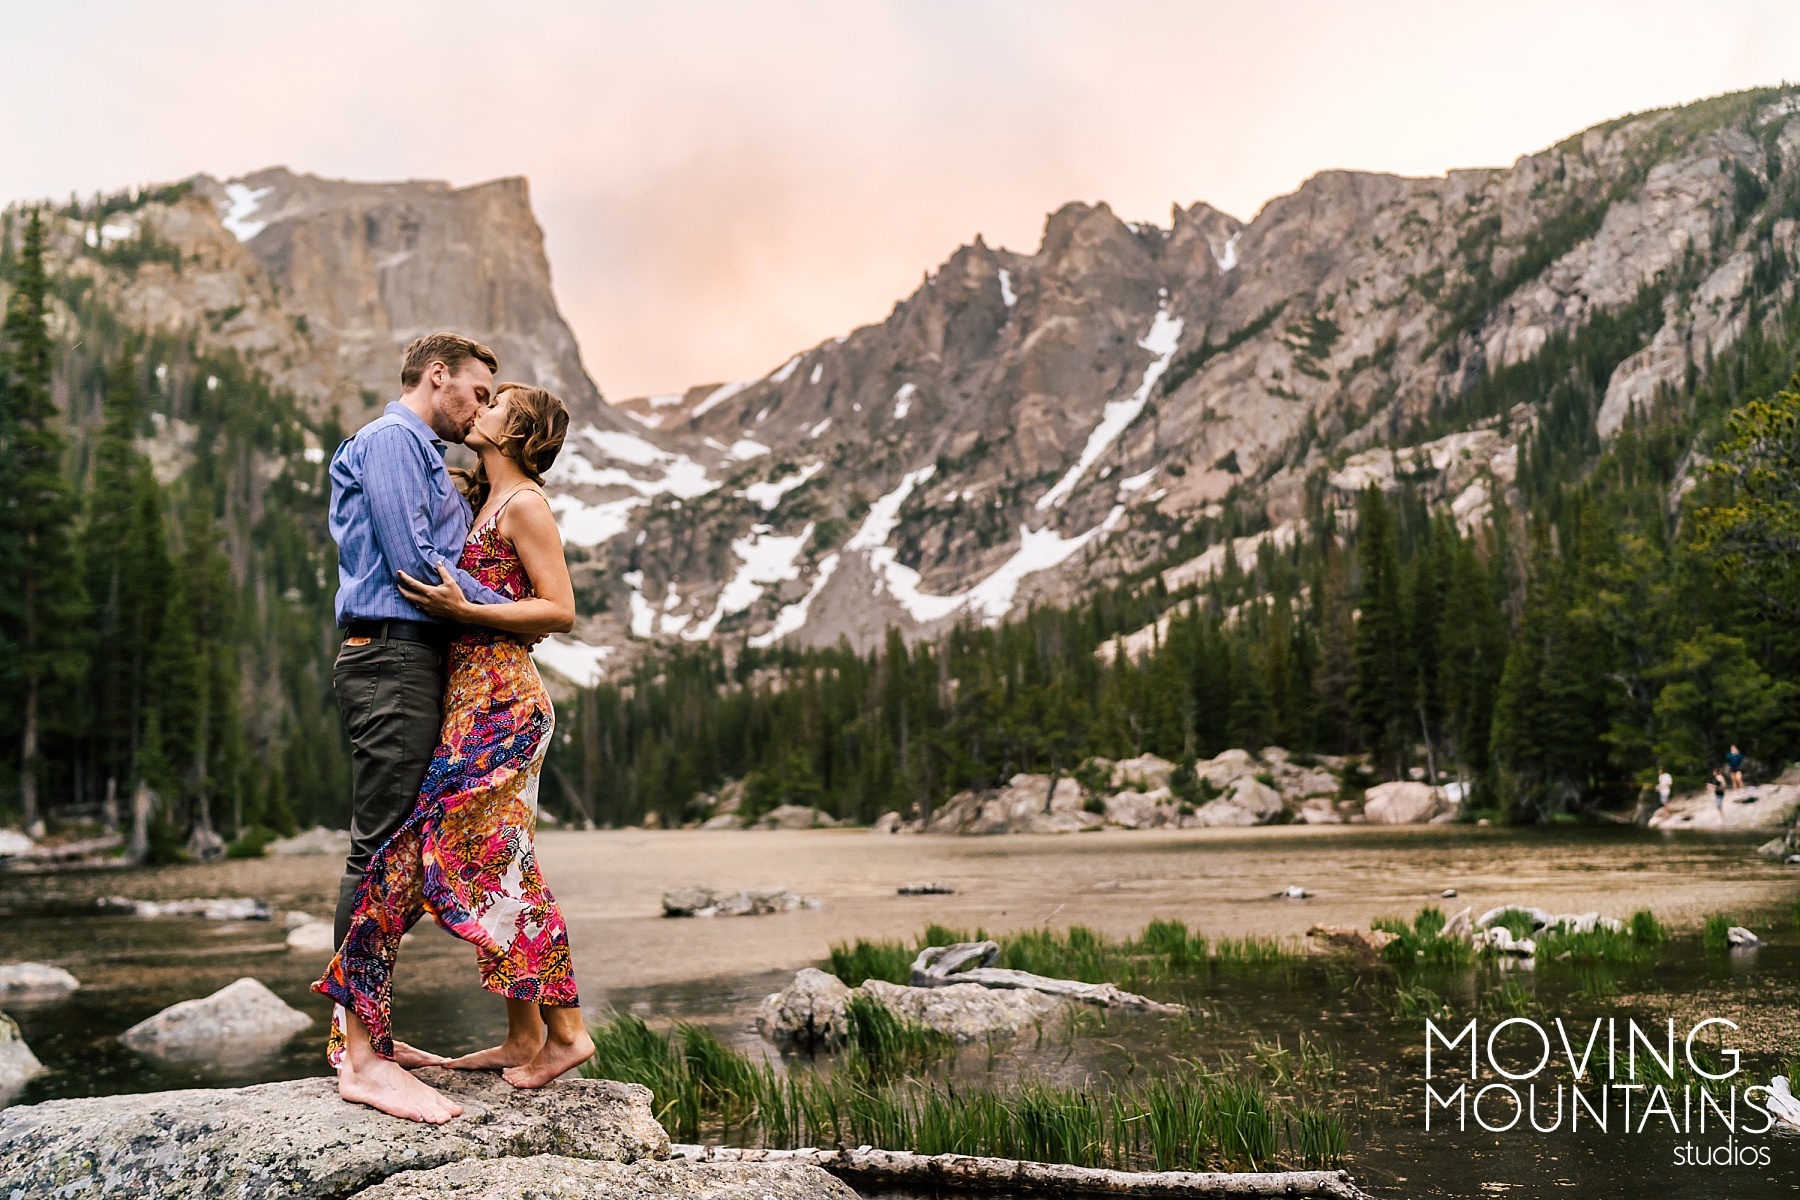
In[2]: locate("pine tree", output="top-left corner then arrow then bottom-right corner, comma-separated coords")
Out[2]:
0,211 -> 88,830
1350,487 -> 1411,776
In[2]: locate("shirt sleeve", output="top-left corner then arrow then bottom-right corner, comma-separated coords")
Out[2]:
362,428 -> 511,608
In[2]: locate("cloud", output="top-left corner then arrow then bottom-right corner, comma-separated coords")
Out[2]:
5,1 -> 1799,397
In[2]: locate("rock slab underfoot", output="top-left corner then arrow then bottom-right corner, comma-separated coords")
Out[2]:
353,1154 -> 856,1199
0,1068 -> 668,1199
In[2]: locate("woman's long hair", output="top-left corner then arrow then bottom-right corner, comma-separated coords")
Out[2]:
453,382 -> 569,512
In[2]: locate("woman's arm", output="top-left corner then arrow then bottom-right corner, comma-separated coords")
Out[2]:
396,492 -> 575,635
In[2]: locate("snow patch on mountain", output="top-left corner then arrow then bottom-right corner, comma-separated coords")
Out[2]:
740,462 -> 823,510
1037,308 -> 1183,510
682,524 -> 814,641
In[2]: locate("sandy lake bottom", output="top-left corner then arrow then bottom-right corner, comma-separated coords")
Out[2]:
3,824 -> 1798,1198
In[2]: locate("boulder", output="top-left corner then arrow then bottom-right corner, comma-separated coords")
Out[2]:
268,826 -> 353,856
859,979 -> 1064,1041
755,967 -> 851,1046
1194,748 -> 1259,788
284,910 -> 323,928
286,922 -> 337,953
1361,782 -> 1445,824
1186,778 -> 1283,827
1110,755 -> 1176,792
1103,788 -> 1177,829
661,887 -> 820,917
352,1155 -> 856,1200
185,827 -> 226,862
870,811 -> 903,834
698,813 -> 742,830
0,964 -> 78,994
1766,1076 -> 1800,1130
756,805 -> 835,830
0,1070 -> 668,1200
929,775 -> 1094,835
118,977 -> 312,1055
1728,926 -> 1762,946
1295,797 -> 1343,825
1648,781 -> 1800,830
0,1012 -> 44,1095
0,831 -> 35,858
1474,927 -> 1536,957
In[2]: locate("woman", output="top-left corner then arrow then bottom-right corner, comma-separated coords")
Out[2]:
314,382 -> 590,1120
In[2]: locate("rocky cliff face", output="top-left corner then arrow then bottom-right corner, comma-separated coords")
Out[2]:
569,87 -> 1797,666
37,167 -> 612,432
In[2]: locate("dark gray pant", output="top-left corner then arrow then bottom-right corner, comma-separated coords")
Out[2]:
332,636 -> 445,947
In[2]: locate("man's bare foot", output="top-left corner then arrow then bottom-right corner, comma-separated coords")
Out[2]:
445,1033 -> 543,1070
338,1056 -> 464,1123
394,1040 -> 452,1069
502,1026 -> 594,1089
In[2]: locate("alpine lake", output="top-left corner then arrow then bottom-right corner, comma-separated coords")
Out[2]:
2,824 -> 1796,1199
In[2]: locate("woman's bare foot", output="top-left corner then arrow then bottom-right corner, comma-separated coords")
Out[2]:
337,1056 -> 464,1123
445,1032 -> 543,1070
501,1025 -> 594,1089
394,1040 -> 452,1069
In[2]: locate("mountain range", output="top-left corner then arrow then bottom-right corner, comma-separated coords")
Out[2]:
18,87 -> 1800,690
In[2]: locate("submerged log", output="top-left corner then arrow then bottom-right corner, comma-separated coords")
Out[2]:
910,941 -> 1185,1013
669,1144 -> 1376,1199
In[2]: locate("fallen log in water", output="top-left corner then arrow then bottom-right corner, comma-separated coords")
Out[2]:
668,1145 -> 1375,1198
910,941 -> 1186,1013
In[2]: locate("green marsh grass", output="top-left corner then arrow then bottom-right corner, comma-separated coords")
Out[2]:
581,1014 -> 1343,1170
1703,913 -> 1734,952
826,919 -> 1293,995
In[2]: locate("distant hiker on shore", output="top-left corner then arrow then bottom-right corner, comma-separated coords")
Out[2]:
1656,768 -> 1672,811
314,333 -> 589,1124
1727,744 -> 1746,791
1712,769 -> 1729,822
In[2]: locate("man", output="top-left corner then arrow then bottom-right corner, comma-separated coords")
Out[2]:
1727,744 -> 1746,791
325,333 -> 504,1121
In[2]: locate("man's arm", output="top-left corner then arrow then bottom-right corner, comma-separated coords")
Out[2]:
362,427 -> 510,608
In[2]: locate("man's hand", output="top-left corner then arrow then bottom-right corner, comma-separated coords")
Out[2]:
397,562 -> 473,620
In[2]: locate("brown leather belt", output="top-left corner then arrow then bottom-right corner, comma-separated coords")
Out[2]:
345,619 -> 449,649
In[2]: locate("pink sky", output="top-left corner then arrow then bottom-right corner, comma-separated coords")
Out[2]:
4,1 -> 1797,398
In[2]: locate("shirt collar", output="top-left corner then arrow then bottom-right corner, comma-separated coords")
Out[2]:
385,401 -> 449,458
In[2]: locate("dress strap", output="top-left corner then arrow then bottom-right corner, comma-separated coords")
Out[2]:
479,484 -> 537,531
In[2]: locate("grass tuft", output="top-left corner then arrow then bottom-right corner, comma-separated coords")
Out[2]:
1703,913 -> 1734,952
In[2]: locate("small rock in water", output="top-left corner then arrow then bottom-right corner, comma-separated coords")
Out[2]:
898,882 -> 954,895
103,896 -> 273,921
0,1010 -> 44,1092
0,830 -> 36,858
119,977 -> 312,1054
1727,926 -> 1762,947
286,922 -> 337,953
1441,888 -> 1458,898
662,886 -> 820,917
0,963 -> 79,994
1280,885 -> 1312,899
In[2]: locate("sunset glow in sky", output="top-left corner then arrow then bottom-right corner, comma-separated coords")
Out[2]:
5,1 -> 1797,397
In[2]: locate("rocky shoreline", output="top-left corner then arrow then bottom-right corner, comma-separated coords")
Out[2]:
0,1066 -> 1375,1199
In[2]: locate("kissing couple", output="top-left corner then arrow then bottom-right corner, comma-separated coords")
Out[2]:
313,333 -> 590,1123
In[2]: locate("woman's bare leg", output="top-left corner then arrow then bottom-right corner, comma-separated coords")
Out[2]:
445,998 -> 546,1069
336,1009 -> 464,1123
502,1004 -> 594,1089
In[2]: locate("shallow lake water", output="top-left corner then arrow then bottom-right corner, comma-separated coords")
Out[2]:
3,825 -> 1798,1197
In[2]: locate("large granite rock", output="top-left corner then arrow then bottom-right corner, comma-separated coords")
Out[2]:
661,886 -> 820,917
1103,787 -> 1178,829
1361,781 -> 1446,824
119,978 -> 312,1055
353,1154 -> 856,1199
1648,779 -> 1800,830
0,963 -> 79,994
0,1069 -> 668,1199
755,967 -> 851,1045
928,773 -> 1100,834
267,826 -> 352,857
1187,777 -> 1284,826
1110,754 -> 1176,791
754,805 -> 838,830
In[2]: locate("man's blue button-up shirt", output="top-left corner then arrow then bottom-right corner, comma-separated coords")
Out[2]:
329,402 -> 507,626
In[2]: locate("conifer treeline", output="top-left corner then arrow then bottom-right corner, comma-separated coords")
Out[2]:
0,208 -> 349,850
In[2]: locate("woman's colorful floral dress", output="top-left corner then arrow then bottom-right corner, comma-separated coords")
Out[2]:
314,493 -> 579,1062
